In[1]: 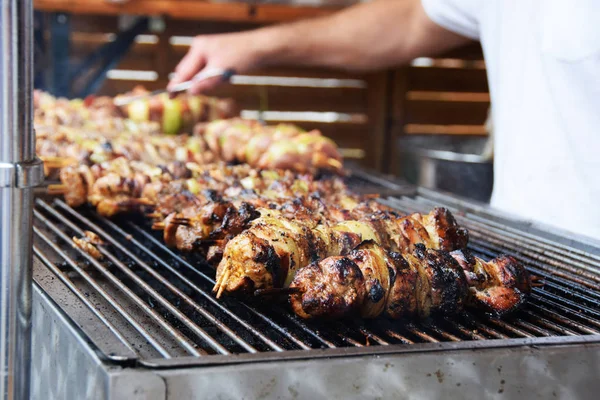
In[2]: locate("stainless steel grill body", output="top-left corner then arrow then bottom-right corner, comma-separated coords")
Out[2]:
30,173 -> 600,399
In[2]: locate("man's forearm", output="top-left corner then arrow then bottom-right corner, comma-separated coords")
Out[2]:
169,0 -> 472,91
247,0 -> 469,72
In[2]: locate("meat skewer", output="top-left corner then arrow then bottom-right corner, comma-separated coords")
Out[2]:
197,118 -> 343,174
36,92 -> 344,175
213,207 -> 468,297
289,241 -> 531,319
49,156 -> 383,259
49,156 -> 356,217
34,89 -> 236,135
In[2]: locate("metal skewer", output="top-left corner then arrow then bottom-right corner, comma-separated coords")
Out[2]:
113,68 -> 235,106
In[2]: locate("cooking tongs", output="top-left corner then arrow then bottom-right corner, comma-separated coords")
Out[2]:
113,68 -> 235,106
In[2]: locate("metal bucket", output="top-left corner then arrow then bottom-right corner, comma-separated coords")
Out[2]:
397,136 -> 493,203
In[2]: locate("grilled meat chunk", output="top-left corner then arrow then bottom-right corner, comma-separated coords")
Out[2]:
290,242 -> 469,320
451,249 -> 531,315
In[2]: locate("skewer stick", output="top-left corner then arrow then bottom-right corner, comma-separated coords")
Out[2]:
530,275 -> 544,287
151,222 -> 165,230
146,212 -> 163,219
171,218 -> 191,227
215,270 -> 231,299
327,158 -> 342,169
47,184 -> 68,195
40,156 -> 77,168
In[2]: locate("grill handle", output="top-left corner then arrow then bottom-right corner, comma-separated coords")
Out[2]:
0,1 -> 44,399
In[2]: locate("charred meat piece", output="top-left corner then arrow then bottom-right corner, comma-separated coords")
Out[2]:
72,231 -> 105,260
451,249 -> 531,316
290,242 -> 469,320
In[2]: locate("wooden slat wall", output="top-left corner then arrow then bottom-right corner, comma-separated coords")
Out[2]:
52,14 -> 380,167
39,10 -> 491,172
387,42 -> 489,173
34,0 -> 339,23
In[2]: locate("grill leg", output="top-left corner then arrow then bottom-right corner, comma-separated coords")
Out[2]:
0,190 -> 35,400
0,1 -> 43,399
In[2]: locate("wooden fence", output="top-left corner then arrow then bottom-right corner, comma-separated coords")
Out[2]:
35,6 -> 489,172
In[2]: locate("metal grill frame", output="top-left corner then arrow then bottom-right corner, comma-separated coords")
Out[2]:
31,170 -> 600,373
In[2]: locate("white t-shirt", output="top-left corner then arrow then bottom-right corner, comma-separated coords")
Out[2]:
421,0 -> 600,241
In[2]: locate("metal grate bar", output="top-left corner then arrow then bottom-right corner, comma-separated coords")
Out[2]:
468,231 -> 600,285
33,213 -> 185,358
426,325 -> 461,342
55,202 -> 268,354
506,318 -> 554,337
528,304 -> 598,334
403,325 -> 440,343
442,319 -> 487,340
357,327 -> 390,345
468,241 -> 600,295
124,221 -> 330,350
33,245 -> 140,359
531,291 -> 600,325
384,330 -> 414,344
484,318 -> 534,338
124,219 -> 340,350
520,311 -> 579,336
36,201 -> 224,356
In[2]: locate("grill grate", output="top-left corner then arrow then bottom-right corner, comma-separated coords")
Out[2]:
32,177 -> 600,368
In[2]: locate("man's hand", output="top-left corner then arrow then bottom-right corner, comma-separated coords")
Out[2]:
168,0 -> 471,94
168,32 -> 267,94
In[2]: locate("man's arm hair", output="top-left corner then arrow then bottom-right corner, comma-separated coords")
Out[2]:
170,0 -> 472,91
250,0 -> 471,72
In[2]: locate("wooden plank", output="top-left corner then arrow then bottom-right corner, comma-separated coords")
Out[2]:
68,34 -> 367,81
388,67 -> 409,174
155,30 -> 171,79
289,122 -> 370,150
252,4 -> 336,23
35,0 -> 252,21
34,0 -> 338,22
164,19 -> 261,36
363,71 -> 390,171
407,67 -> 489,93
70,15 -> 119,33
207,85 -> 367,113
98,79 -> 368,113
404,124 -> 488,135
403,100 -> 489,125
406,91 -> 490,102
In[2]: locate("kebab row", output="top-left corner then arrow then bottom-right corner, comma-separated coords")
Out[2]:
51,157 -> 371,263
34,88 -> 236,134
49,154 -> 534,320
214,206 -> 534,319
35,91 -> 343,175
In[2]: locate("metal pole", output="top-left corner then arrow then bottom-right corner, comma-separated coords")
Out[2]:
0,0 -> 44,399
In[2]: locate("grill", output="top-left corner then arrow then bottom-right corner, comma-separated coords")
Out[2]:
31,171 -> 600,375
